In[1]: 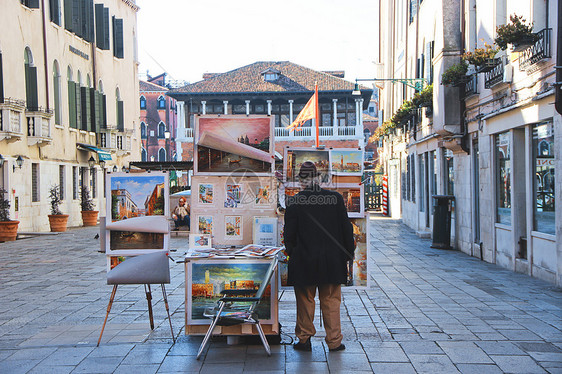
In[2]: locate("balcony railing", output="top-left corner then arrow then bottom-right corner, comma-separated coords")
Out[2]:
177,127 -> 194,139
26,107 -> 53,146
273,126 -> 357,139
0,98 -> 25,141
519,28 -> 551,71
484,58 -> 504,89
464,74 -> 478,97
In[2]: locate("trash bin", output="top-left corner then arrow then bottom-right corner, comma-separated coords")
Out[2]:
431,195 -> 454,249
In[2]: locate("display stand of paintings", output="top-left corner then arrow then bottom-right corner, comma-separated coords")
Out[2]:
103,171 -> 171,271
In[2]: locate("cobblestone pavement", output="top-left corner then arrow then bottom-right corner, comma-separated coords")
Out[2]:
0,214 -> 561,373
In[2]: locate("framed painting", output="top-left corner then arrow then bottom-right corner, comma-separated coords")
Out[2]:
194,115 -> 274,175
331,184 -> 365,218
106,172 -> 169,222
198,183 -> 214,205
330,149 -> 364,176
197,215 -> 213,234
186,259 -> 277,325
284,148 -> 331,183
225,215 -> 242,238
254,184 -> 271,206
225,184 -> 243,208
348,217 -> 369,288
189,234 -> 212,249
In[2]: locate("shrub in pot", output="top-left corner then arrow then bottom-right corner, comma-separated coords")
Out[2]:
48,185 -> 68,232
495,14 -> 539,51
0,188 -> 19,242
441,61 -> 469,86
462,43 -> 499,72
80,186 -> 98,226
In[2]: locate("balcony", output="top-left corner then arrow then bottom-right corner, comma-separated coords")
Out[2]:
0,98 -> 26,142
26,107 -> 53,146
484,58 -> 512,89
273,125 -> 357,140
519,28 -> 551,72
464,74 -> 478,97
176,127 -> 194,141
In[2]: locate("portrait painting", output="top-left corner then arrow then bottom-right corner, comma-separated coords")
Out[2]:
108,173 -> 167,221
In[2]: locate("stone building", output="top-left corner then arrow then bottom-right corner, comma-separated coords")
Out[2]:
167,61 -> 373,161
139,74 -> 177,162
377,0 -> 560,285
0,0 -> 141,231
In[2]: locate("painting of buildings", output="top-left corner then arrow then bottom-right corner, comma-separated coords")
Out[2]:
110,175 -> 166,221
190,262 -> 272,322
225,216 -> 242,238
286,149 -> 330,182
109,231 -> 164,250
198,216 -> 213,234
198,184 -> 214,204
331,150 -> 363,175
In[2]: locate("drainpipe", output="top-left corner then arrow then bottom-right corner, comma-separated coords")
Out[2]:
40,0 -> 49,110
555,0 -> 562,115
459,0 -> 470,154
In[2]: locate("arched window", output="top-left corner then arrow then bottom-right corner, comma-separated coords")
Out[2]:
141,148 -> 147,162
67,66 -> 77,128
364,128 -> 371,143
140,122 -> 147,138
86,74 -> 91,88
157,95 -> 166,109
98,79 -> 104,94
140,95 -> 146,110
24,47 -> 38,110
158,148 -> 166,162
116,87 -> 123,131
158,122 -> 166,138
53,60 -> 61,125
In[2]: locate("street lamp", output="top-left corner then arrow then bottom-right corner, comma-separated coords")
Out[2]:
112,165 -> 118,173
88,156 -> 96,169
13,156 -> 24,172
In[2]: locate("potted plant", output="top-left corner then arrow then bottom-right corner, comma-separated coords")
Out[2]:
462,43 -> 499,72
495,14 -> 539,52
48,185 -> 68,232
0,188 -> 19,242
441,61 -> 470,86
80,186 -> 98,226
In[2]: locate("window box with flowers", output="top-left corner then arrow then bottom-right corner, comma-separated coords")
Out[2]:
495,14 -> 539,52
441,61 -> 470,87
463,43 -> 500,73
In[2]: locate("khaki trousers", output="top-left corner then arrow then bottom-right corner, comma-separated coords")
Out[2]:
294,284 -> 342,349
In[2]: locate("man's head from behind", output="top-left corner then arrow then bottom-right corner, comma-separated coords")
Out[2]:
298,161 -> 318,189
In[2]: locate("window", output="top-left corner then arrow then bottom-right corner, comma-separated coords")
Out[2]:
140,95 -> 146,109
67,67 -> 77,128
140,122 -> 147,138
53,61 -> 61,125
59,165 -> 65,200
411,154 -> 416,203
32,163 -> 39,202
95,4 -> 110,50
429,151 -> 437,197
425,41 -> 435,84
116,87 -> 123,131
158,122 -> 166,138
418,154 -> 425,212
64,0 -> 94,41
158,148 -> 166,162
157,95 -> 166,109
24,48 -> 38,111
533,122 -> 554,234
495,132 -> 511,225
49,0 -> 61,25
112,16 -> 124,58
21,0 -> 39,8
363,129 -> 371,143
73,166 -> 78,199
141,148 -> 147,162
409,0 -> 418,24
444,149 -> 454,196
90,168 -> 96,198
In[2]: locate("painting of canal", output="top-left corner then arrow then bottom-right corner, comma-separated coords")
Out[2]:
109,174 -> 166,221
189,262 -> 272,323
331,150 -> 363,175
285,149 -> 330,182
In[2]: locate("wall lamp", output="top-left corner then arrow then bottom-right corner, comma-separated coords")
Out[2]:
13,156 -> 24,172
112,165 -> 118,173
99,159 -> 106,169
88,156 -> 96,169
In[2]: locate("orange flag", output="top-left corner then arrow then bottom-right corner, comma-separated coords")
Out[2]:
286,85 -> 318,132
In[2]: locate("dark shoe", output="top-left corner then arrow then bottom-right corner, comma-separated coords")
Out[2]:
329,344 -> 345,352
293,338 -> 312,351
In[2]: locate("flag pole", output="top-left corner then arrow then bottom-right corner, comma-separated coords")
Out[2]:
315,82 -> 319,147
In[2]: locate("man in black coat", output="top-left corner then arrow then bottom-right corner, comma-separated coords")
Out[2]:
284,161 -> 355,352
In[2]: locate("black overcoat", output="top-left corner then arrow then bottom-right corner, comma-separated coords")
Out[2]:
284,186 -> 355,286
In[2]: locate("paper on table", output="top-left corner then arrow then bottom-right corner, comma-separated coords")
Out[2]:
105,216 -> 170,233
198,131 -> 273,163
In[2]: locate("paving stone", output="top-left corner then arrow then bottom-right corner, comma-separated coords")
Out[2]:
408,354 -> 460,373
437,341 -> 493,364
491,355 -> 548,373
364,347 -> 409,362
475,341 -> 526,355
370,362 -> 417,373
456,363 -> 504,373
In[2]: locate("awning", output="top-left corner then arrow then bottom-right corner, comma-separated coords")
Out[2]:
77,143 -> 112,161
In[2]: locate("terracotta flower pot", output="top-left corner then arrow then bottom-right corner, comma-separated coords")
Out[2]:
48,214 -> 69,232
81,210 -> 99,226
0,220 -> 19,241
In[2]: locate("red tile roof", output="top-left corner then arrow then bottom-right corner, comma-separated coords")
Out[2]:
139,80 -> 168,92
169,61 -> 366,95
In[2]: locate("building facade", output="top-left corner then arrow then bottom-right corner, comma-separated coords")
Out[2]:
0,0 -> 141,231
139,74 -> 177,163
167,61 -> 373,162
377,0 -> 560,285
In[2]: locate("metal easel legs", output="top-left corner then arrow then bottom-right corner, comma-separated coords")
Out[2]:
97,285 -> 118,347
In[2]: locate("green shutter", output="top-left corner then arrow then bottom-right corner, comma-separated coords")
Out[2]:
75,83 -> 81,127
50,0 -> 61,25
103,8 -> 110,49
54,75 -> 60,124
80,86 -> 89,131
27,0 -> 40,8
117,100 -> 124,131
102,94 -> 107,129
94,90 -> 101,132
95,4 -> 103,49
89,88 -> 96,132
113,17 -> 123,59
25,66 -> 38,111
68,81 -> 76,128
72,0 -> 81,37
64,0 -> 73,31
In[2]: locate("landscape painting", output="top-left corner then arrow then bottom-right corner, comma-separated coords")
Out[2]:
109,173 -> 167,221
189,261 -> 273,323
196,116 -> 273,174
331,149 -> 363,175
198,184 -> 214,204
225,215 -> 242,238
109,231 -> 165,250
198,216 -> 213,234
285,149 -> 330,183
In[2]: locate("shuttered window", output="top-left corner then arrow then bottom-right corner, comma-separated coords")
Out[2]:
112,17 -> 124,58
91,88 -> 98,132
64,0 -> 73,32
80,0 -> 94,42
32,163 -> 39,202
95,5 -> 110,50
49,0 -> 61,25
101,94 -> 107,129
68,81 -> 76,128
75,83 -> 81,127
117,100 -> 124,131
80,87 -> 91,131
59,165 -> 65,200
72,166 -> 78,199
21,0 -> 40,9
25,65 -> 38,111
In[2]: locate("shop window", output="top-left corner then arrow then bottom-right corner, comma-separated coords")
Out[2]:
533,122 -> 555,234
495,132 -> 511,225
